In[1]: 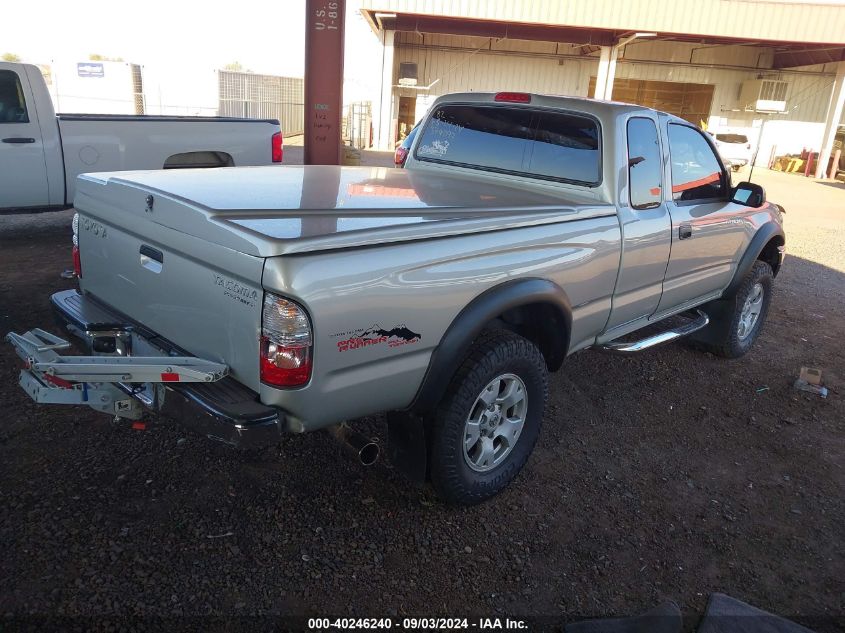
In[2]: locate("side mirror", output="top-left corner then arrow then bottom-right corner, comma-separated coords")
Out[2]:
730,181 -> 766,208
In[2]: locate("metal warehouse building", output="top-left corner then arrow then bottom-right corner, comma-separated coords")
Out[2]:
361,0 -> 845,177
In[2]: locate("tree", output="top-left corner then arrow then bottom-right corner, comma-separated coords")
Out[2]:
223,61 -> 249,72
88,53 -> 124,62
2,52 -> 21,62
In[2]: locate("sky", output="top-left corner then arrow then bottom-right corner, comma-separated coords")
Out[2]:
0,0 -> 383,110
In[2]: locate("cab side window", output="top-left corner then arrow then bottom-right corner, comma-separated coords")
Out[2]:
627,117 -> 662,209
0,70 -> 30,123
668,124 -> 725,202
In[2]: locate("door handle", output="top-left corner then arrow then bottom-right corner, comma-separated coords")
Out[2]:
140,244 -> 163,273
2,137 -> 36,144
140,244 -> 163,262
679,224 -> 693,240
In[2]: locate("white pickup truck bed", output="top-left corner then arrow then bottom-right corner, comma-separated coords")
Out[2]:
0,62 -> 282,210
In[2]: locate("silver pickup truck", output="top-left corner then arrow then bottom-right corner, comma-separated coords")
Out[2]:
7,92 -> 785,504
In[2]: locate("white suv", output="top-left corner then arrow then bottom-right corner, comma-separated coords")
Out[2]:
712,132 -> 753,171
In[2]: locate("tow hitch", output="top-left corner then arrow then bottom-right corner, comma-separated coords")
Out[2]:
6,328 -> 228,420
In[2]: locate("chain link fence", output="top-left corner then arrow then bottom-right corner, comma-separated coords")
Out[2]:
342,101 -> 372,149
218,70 -> 304,136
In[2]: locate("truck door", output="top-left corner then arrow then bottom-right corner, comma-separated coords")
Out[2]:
0,66 -> 49,209
603,115 -> 672,332
656,120 -> 746,313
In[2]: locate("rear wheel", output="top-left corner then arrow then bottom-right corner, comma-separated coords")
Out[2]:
694,260 -> 773,358
428,331 -> 548,505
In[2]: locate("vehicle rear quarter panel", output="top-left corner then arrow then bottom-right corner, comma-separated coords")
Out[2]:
260,216 -> 621,430
59,118 -> 279,202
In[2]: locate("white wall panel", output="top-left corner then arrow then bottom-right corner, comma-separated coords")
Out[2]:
397,43 -> 845,125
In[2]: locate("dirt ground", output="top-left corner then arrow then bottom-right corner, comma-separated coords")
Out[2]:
0,169 -> 842,631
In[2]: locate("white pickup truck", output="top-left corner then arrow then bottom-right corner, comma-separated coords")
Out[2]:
0,62 -> 283,211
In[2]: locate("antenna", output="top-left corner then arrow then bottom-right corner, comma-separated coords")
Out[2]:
748,119 -> 766,183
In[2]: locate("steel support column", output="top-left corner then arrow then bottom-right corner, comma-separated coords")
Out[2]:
594,46 -> 611,99
593,45 -> 619,100
815,61 -> 845,179
304,0 -> 346,165
603,46 -> 620,100
373,29 -> 396,150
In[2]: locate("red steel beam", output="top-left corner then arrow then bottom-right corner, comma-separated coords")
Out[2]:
369,11 -> 845,59
773,47 -> 845,69
391,14 -> 616,47
304,0 -> 346,165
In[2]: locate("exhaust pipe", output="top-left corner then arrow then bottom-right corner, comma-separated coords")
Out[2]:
328,424 -> 380,466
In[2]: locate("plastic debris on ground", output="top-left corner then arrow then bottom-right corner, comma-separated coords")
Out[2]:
793,367 -> 828,398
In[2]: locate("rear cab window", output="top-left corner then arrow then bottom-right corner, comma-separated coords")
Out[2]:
0,70 -> 30,123
414,103 -> 601,186
715,134 -> 749,144
626,117 -> 663,209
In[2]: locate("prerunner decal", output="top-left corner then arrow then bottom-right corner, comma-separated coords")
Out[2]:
332,323 -> 421,352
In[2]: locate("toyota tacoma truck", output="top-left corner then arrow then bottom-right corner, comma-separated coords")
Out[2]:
0,62 -> 283,211
7,92 -> 786,505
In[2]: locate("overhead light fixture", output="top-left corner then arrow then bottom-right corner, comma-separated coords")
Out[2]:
615,32 -> 658,49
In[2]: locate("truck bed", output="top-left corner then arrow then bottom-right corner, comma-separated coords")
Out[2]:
58,115 -> 280,203
73,165 -> 621,391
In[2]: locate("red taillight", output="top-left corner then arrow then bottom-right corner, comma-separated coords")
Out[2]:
72,245 -> 82,278
394,146 -> 409,166
494,92 -> 531,103
271,131 -> 284,163
260,293 -> 312,388
260,336 -> 312,387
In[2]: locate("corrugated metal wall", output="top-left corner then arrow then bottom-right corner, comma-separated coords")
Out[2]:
218,70 -> 304,136
365,0 -> 845,45
395,35 -> 845,127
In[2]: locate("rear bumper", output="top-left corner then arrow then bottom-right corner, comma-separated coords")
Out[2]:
51,289 -> 286,448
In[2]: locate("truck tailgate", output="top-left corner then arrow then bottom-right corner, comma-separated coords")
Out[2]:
76,200 -> 264,389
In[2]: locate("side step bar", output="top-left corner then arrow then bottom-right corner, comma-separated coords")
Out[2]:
595,309 -> 710,354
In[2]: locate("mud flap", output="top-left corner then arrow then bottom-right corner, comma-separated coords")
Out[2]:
689,296 -> 737,345
386,411 -> 429,485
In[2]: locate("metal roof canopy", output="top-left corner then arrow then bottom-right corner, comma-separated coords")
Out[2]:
362,11 -> 845,69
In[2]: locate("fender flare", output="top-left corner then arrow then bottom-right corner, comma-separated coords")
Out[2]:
408,278 -> 572,414
723,222 -> 785,298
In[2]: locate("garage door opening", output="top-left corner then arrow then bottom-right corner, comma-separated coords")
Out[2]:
589,78 -> 715,126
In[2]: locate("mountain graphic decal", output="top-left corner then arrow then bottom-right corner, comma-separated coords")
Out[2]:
336,323 -> 422,352
360,324 -> 421,342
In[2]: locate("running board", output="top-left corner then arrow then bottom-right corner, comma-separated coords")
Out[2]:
595,310 -> 710,354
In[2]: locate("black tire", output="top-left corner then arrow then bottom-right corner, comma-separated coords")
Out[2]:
428,330 -> 548,505
694,260 -> 773,358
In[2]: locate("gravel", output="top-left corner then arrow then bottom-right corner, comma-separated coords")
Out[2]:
0,171 -> 842,629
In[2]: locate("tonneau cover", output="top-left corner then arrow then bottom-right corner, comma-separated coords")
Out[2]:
75,165 -> 615,257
